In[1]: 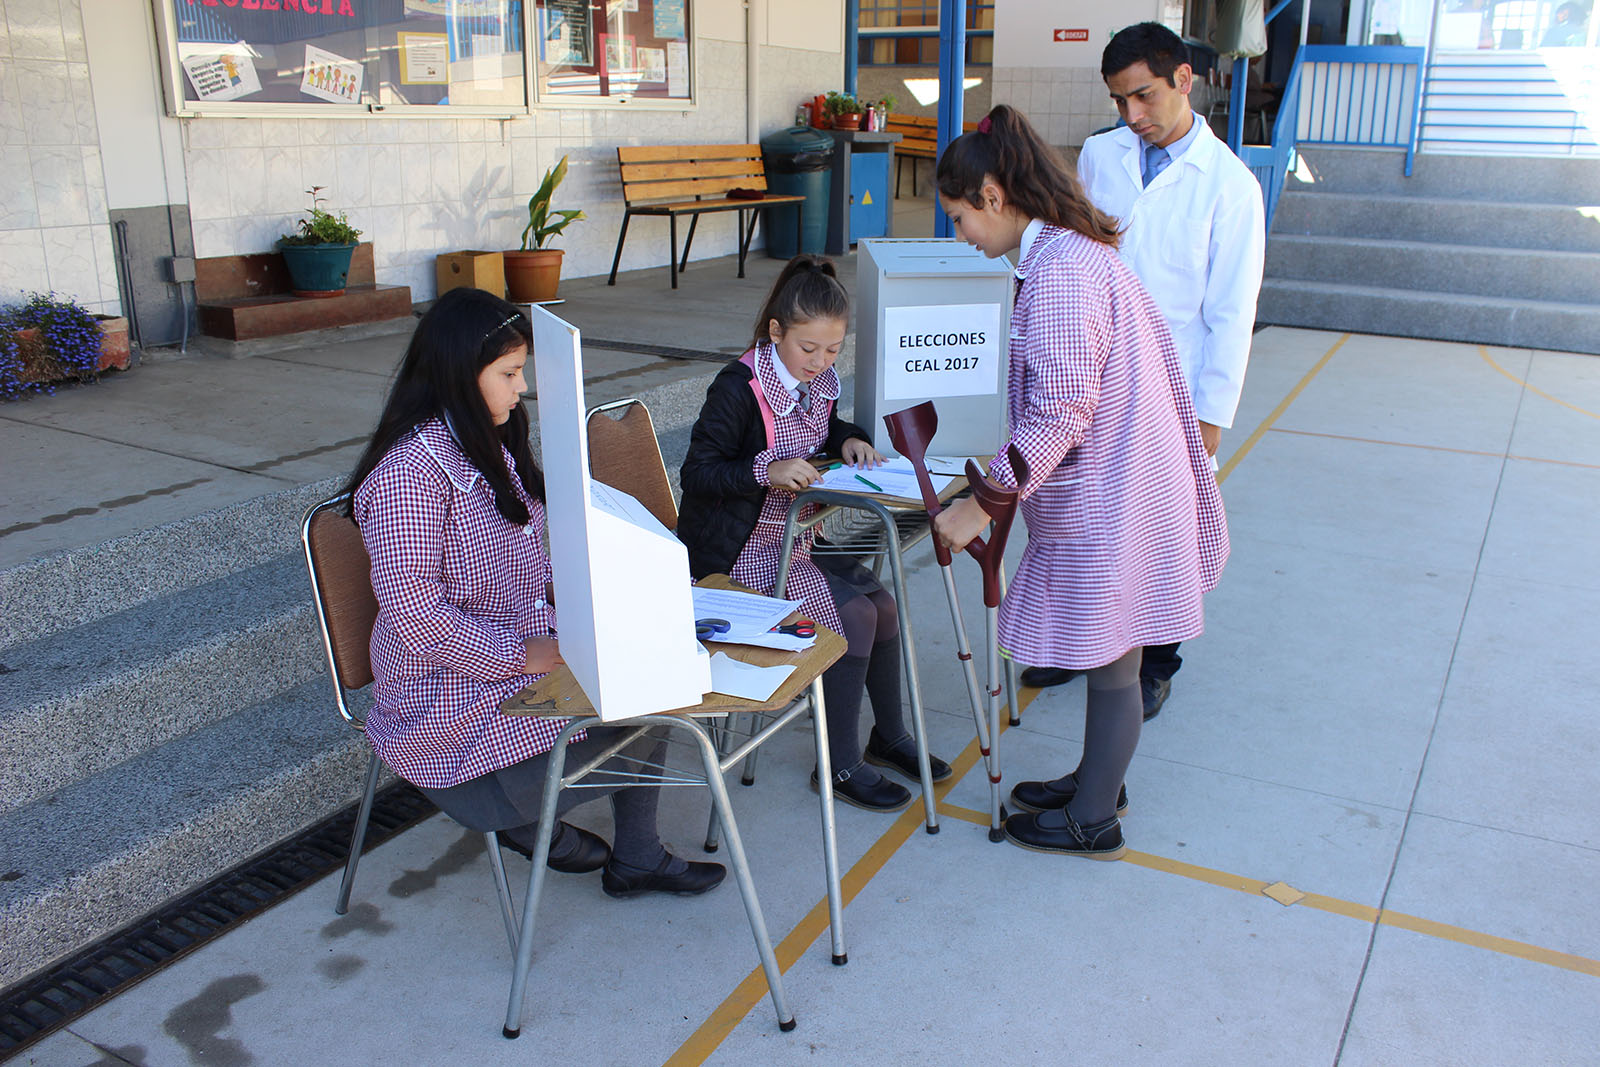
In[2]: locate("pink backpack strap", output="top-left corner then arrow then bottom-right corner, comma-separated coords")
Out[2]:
739,348 -> 777,451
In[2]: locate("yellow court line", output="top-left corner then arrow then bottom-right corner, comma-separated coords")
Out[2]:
1216,332 -> 1349,484
938,800 -> 1600,981
664,693 -> 1038,1066
1479,346 -> 1600,422
1267,427 -> 1600,471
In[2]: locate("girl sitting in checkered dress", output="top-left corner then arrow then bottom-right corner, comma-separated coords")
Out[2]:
344,287 -> 724,899
676,255 -> 953,813
931,106 -> 1229,859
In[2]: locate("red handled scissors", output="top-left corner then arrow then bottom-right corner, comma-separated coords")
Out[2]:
772,618 -> 816,638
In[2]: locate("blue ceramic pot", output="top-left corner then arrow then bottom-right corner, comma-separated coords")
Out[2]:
277,241 -> 357,297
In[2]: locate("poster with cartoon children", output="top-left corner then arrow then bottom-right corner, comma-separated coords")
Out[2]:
301,44 -> 364,104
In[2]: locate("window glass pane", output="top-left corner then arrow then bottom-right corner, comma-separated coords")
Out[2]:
167,0 -> 526,110
534,0 -> 692,102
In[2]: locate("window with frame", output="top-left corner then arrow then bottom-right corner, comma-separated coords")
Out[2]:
157,0 -> 527,115
532,0 -> 694,104
856,0 -> 994,67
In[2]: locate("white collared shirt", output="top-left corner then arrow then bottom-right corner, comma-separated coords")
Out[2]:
1078,114 -> 1265,429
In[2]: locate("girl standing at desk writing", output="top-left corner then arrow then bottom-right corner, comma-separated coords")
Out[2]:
677,255 -> 953,813
345,288 -> 723,898
931,106 -> 1229,859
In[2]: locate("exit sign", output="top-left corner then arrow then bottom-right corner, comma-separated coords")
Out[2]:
1053,28 -> 1089,42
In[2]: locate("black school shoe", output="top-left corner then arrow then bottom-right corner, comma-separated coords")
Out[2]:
863,727 -> 953,783
1019,666 -> 1082,688
1002,809 -> 1126,860
1009,776 -> 1129,818
810,763 -> 913,812
601,854 -> 727,899
496,821 -> 611,873
1142,677 -> 1172,721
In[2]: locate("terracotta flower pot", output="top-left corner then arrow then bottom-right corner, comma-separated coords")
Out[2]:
96,315 -> 130,371
831,113 -> 862,130
504,248 -> 565,303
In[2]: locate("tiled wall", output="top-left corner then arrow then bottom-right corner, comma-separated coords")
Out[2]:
183,40 -> 840,300
989,66 -> 1121,152
0,0 -> 120,315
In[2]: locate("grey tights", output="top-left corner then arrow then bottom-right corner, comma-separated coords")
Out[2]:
1037,646 -> 1143,826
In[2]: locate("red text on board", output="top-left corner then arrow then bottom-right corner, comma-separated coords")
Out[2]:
1053,29 -> 1089,42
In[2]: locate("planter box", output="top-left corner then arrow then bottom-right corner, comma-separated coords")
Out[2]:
436,250 -> 506,298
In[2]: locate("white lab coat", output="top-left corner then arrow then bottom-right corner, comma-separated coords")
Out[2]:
1078,116 -> 1265,429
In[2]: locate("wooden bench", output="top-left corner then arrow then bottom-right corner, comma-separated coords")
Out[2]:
609,144 -> 808,290
883,113 -> 978,198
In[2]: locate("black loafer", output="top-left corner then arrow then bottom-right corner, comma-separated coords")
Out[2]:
1009,777 -> 1129,817
810,765 -> 913,812
1019,666 -> 1082,689
1002,810 -> 1126,860
601,854 -> 726,899
864,728 -> 952,783
1142,677 -> 1172,721
496,822 -> 611,874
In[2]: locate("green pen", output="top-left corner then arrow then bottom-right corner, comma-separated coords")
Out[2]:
854,472 -> 884,492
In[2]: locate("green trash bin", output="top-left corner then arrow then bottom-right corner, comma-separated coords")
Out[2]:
761,127 -> 834,259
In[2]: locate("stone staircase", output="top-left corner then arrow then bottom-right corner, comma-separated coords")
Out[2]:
1258,147 -> 1600,354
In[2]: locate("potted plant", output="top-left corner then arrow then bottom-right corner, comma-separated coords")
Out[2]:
504,155 -> 586,304
278,186 -> 363,298
824,91 -> 865,130
0,292 -> 128,400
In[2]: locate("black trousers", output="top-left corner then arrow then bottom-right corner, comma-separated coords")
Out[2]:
1141,642 -> 1182,683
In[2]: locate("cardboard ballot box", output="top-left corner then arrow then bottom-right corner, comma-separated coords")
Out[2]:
855,239 -> 1013,458
529,305 -> 712,721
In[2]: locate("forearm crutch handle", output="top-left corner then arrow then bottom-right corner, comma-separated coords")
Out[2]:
882,401 -> 953,566
962,444 -> 1028,608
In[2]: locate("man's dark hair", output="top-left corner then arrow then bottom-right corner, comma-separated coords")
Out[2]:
1101,22 -> 1190,85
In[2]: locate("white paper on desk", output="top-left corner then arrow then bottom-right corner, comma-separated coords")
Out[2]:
813,463 -> 953,501
708,653 -> 795,701
924,455 -> 980,477
707,630 -> 814,652
691,587 -> 800,640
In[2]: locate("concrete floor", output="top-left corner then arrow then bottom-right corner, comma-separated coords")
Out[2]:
5,203 -> 1599,1064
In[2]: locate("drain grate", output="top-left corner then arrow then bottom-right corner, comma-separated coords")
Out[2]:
584,337 -> 741,363
0,784 -> 436,1061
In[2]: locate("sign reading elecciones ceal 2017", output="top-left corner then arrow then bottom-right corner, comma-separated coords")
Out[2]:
882,303 -> 1003,401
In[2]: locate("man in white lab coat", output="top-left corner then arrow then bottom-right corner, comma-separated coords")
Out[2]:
1020,21 -> 1265,720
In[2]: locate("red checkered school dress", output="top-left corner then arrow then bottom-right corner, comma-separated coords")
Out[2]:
354,419 -> 582,789
987,225 -> 1229,670
727,342 -> 845,633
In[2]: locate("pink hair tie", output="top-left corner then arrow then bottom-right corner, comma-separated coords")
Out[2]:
977,115 -> 993,134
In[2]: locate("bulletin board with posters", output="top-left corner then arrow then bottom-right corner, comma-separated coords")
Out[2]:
533,0 -> 695,106
154,0 -> 529,116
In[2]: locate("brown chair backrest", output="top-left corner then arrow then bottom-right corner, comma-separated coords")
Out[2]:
306,502 -> 379,692
586,400 -> 678,531
885,113 -> 979,156
616,144 -> 771,207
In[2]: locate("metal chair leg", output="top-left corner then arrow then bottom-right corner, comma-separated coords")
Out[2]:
808,678 -> 848,965
680,213 -> 700,272
882,524 -> 939,833
334,751 -> 383,915
704,714 -> 739,852
999,567 -> 1023,726
608,211 -> 633,285
669,215 -> 679,289
484,833 -> 519,954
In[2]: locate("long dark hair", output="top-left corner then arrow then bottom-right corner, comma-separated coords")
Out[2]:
749,254 -> 850,350
936,104 -> 1121,247
344,287 -> 544,525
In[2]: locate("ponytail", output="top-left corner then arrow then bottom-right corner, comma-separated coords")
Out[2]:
936,104 -> 1121,247
749,254 -> 851,349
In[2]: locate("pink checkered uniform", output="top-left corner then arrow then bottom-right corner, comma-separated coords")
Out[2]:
987,224 -> 1229,669
727,342 -> 845,633
354,418 -> 583,789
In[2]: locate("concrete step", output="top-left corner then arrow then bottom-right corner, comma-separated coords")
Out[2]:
0,477 -> 338,650
0,554 -> 323,816
1272,190 -> 1600,254
1292,146 -> 1600,202
1256,278 -> 1600,355
1265,234 -> 1600,304
0,676 -> 383,989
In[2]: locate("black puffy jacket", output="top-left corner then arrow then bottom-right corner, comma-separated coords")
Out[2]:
677,358 -> 869,578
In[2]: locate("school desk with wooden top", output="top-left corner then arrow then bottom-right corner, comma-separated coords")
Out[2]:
497,574 -> 850,1037
770,465 -> 1009,834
